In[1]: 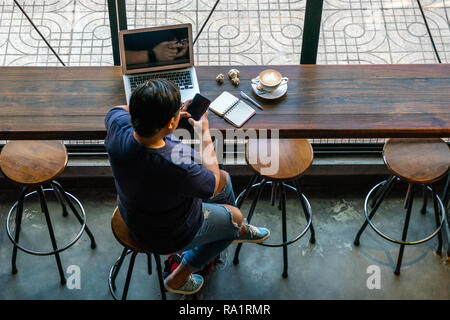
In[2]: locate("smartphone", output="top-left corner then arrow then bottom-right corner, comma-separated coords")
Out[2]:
187,93 -> 211,121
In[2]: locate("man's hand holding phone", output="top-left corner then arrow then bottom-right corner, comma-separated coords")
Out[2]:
180,99 -> 192,119
184,95 -> 219,191
178,94 -> 211,133
188,110 -> 210,134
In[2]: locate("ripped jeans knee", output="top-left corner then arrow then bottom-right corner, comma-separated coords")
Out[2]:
202,204 -> 241,240
180,203 -> 241,271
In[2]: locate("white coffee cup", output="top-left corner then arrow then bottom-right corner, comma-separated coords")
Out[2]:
257,69 -> 288,92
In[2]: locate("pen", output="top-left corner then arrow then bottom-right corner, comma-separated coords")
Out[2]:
240,91 -> 264,110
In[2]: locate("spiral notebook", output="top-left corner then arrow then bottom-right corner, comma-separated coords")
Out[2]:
208,91 -> 256,128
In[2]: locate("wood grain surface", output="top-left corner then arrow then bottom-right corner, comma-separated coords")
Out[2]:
245,138 -> 314,181
0,65 -> 449,139
383,138 -> 450,184
0,140 -> 68,185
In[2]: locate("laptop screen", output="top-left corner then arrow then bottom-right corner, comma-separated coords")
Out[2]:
121,25 -> 193,73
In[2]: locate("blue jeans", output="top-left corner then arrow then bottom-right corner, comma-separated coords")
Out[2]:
181,172 -> 241,271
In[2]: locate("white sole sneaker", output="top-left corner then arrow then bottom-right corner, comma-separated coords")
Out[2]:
232,231 -> 270,244
164,274 -> 204,295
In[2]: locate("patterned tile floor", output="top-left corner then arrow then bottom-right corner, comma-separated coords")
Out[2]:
0,0 -> 449,146
0,0 -> 449,67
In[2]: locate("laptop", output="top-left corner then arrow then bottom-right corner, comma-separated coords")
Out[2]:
119,23 -> 200,104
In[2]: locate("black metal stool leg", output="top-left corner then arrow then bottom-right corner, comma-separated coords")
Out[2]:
278,183 -> 282,210
53,184 -> 69,217
122,251 -> 137,300
443,174 -> 449,209
441,174 -> 449,257
236,174 -> 259,208
154,254 -> 167,300
242,179 -> 267,226
52,182 -> 97,249
431,185 -> 443,255
11,187 -> 28,274
274,182 -> 280,207
421,184 -> 428,214
355,175 -> 396,246
403,183 -> 413,209
270,181 -> 277,206
370,178 -> 389,208
280,182 -> 288,278
394,184 -> 415,275
233,179 -> 267,265
111,248 -> 128,292
294,180 -> 315,244
37,186 -> 66,285
147,253 -> 153,275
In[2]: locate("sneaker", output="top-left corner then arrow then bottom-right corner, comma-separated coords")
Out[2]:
232,225 -> 270,244
164,274 -> 204,295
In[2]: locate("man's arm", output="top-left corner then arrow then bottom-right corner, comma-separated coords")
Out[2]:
188,111 -> 221,195
105,105 -> 130,133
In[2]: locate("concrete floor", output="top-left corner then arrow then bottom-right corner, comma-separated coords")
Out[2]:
0,179 -> 448,300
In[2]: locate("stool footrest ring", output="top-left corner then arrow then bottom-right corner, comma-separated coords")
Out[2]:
236,180 -> 313,247
6,188 -> 87,256
108,249 -> 133,300
364,181 -> 446,246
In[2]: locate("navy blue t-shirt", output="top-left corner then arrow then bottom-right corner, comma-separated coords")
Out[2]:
104,107 -> 216,253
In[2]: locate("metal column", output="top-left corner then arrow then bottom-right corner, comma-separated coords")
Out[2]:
108,0 -> 128,66
300,0 -> 324,64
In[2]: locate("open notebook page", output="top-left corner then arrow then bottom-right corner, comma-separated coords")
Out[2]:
224,100 -> 256,128
208,91 -> 239,116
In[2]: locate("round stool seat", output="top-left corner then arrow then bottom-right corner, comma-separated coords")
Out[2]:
245,139 -> 313,181
111,208 -> 146,253
0,140 -> 68,185
383,138 -> 450,184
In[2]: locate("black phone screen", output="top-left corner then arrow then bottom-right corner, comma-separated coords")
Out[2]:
187,93 -> 211,121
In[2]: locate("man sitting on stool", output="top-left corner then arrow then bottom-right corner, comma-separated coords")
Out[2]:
104,79 -> 270,295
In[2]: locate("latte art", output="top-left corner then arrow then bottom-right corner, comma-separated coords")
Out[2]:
256,69 -> 288,93
259,69 -> 282,86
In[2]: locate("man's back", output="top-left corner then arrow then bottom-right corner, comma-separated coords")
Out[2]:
104,107 -> 215,253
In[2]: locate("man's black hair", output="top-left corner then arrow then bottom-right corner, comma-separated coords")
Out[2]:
129,79 -> 181,137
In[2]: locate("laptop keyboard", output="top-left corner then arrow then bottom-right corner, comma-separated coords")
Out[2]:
129,70 -> 193,91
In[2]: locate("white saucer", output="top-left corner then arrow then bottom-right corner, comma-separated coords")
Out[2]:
251,81 -> 288,100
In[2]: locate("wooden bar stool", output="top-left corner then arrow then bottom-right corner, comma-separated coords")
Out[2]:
442,174 -> 450,257
421,173 -> 450,257
354,138 -> 449,275
109,207 -> 166,300
233,139 -> 316,278
0,140 -> 96,285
